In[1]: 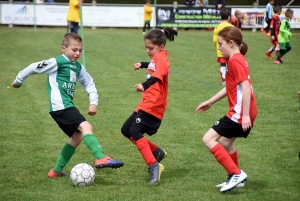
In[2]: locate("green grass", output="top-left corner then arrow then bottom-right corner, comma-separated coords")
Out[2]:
0,27 -> 299,201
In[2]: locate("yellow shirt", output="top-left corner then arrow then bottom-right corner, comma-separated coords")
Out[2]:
144,4 -> 153,21
213,21 -> 233,58
66,0 -> 80,23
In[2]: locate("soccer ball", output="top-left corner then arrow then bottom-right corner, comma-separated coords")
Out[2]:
70,163 -> 95,187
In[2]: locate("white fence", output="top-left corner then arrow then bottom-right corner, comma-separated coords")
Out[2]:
0,3 -> 299,28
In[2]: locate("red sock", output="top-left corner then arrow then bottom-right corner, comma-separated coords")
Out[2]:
130,137 -> 158,152
129,137 -> 136,144
210,144 -> 240,175
136,137 -> 156,166
229,151 -> 239,167
148,140 -> 158,152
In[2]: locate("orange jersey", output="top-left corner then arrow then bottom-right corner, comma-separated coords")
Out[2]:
135,50 -> 169,120
230,17 -> 242,29
270,14 -> 281,44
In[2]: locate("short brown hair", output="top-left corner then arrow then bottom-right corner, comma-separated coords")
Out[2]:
62,33 -> 83,47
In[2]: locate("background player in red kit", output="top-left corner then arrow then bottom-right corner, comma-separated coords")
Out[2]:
196,26 -> 258,193
121,27 -> 178,187
265,5 -> 282,60
230,10 -> 243,30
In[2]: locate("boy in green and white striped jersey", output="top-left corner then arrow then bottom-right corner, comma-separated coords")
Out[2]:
12,33 -> 124,178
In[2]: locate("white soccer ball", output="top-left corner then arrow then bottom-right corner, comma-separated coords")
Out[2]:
70,163 -> 95,187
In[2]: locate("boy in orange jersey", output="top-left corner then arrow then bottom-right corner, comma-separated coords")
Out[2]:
143,0 -> 153,35
213,8 -> 233,85
265,5 -> 282,60
230,10 -> 243,30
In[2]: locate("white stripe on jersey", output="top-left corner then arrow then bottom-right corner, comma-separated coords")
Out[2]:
231,84 -> 243,123
49,72 -> 64,111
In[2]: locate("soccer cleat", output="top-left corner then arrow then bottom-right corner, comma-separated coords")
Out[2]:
216,181 -> 245,188
265,51 -> 272,60
95,155 -> 124,169
220,170 -> 248,192
274,60 -> 281,65
148,162 -> 164,186
153,148 -> 167,163
47,169 -> 68,178
279,58 -> 283,63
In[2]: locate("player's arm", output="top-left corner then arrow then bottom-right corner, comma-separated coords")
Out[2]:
12,58 -> 58,87
280,20 -> 291,35
270,18 -> 276,37
196,87 -> 227,113
77,65 -> 99,107
240,80 -> 252,130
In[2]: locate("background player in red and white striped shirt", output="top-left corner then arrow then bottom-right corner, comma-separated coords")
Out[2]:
265,5 -> 282,60
196,26 -> 258,193
230,10 -> 243,30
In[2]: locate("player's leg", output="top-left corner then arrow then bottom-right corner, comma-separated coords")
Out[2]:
72,22 -> 79,34
67,21 -> 71,33
203,117 -> 247,192
143,21 -> 147,35
48,109 -> 79,178
275,42 -> 286,64
131,110 -> 164,186
79,121 -> 124,169
266,44 -> 275,59
147,21 -> 151,31
220,62 -> 227,85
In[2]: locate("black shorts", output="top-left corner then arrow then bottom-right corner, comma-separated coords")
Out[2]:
212,116 -> 251,139
50,107 -> 86,137
124,110 -> 161,136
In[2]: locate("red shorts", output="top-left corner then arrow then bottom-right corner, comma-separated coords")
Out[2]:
217,57 -> 228,63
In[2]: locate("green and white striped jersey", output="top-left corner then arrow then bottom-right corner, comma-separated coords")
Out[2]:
14,55 -> 98,112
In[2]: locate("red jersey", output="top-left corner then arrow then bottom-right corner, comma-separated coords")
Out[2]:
230,17 -> 242,29
225,53 -> 257,125
270,14 -> 281,40
135,49 -> 169,120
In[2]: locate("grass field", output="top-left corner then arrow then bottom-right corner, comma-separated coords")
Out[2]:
0,26 -> 299,201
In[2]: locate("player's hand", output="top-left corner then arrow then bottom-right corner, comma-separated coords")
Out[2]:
134,83 -> 144,92
133,63 -> 142,70
271,36 -> 275,40
12,82 -> 22,88
88,104 -> 97,116
242,115 -> 251,131
196,101 -> 212,113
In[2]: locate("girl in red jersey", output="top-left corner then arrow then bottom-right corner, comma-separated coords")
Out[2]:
121,27 -> 177,186
196,26 -> 257,193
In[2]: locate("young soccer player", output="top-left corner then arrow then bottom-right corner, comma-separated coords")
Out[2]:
121,27 -> 178,186
143,0 -> 153,35
196,26 -> 258,193
265,5 -> 282,60
261,0 -> 274,35
213,8 -> 234,85
66,0 -> 82,34
230,10 -> 243,30
12,33 -> 124,178
274,8 -> 294,64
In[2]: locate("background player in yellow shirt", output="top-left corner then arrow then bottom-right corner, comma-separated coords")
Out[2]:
143,0 -> 153,35
213,8 -> 233,85
66,0 -> 82,34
